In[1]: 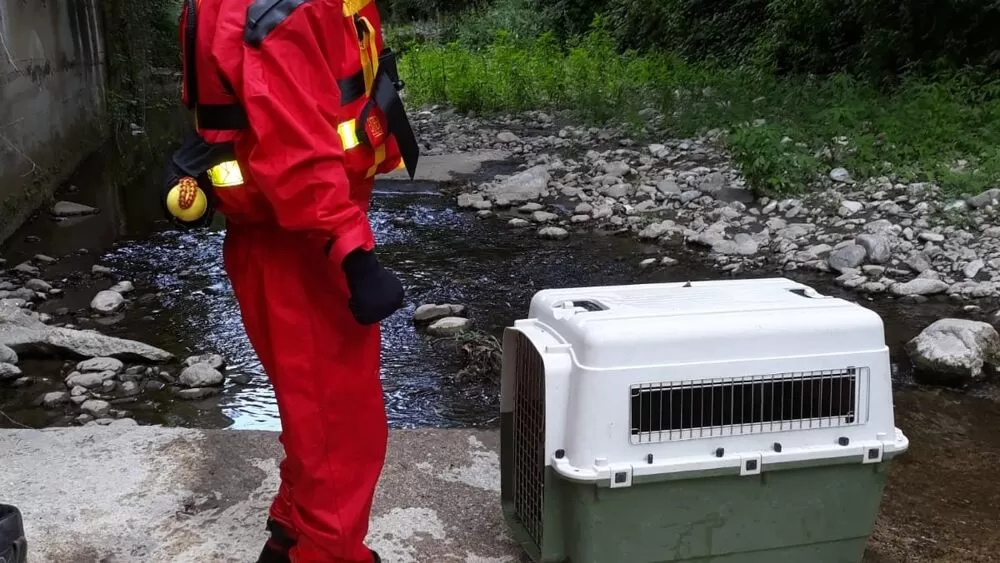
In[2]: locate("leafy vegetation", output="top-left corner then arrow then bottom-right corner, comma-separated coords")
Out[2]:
393,5 -> 1000,198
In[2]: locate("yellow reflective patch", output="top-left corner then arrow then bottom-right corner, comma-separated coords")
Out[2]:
342,0 -> 372,17
338,120 -> 359,150
206,160 -> 244,188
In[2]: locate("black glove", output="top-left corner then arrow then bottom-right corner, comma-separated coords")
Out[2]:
341,248 -> 405,325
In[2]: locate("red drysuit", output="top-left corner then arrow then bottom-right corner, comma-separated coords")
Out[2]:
171,0 -> 419,561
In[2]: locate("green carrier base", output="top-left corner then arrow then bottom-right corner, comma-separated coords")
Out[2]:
501,423 -> 891,563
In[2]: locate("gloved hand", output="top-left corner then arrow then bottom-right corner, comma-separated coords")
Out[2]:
161,129 -> 232,229
341,248 -> 405,325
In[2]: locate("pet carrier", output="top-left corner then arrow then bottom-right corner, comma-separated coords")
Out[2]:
500,278 -> 908,562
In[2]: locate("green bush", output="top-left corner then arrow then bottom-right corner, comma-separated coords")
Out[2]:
532,0 -> 1000,78
400,27 -> 1000,198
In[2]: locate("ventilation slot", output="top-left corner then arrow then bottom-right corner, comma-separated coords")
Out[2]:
630,368 -> 866,444
512,332 -> 546,547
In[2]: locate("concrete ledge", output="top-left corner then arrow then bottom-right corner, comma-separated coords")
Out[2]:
0,427 -> 524,563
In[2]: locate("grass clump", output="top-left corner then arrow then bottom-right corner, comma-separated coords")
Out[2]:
442,329 -> 503,382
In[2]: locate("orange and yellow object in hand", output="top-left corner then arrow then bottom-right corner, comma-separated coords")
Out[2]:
165,176 -> 209,223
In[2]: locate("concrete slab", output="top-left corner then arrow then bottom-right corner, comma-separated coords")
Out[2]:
381,151 -> 510,183
0,427 -> 526,563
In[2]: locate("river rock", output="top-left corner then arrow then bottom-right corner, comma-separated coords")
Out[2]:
828,244 -> 867,272
508,218 -> 530,228
538,227 -> 569,240
856,234 -> 891,264
904,251 -> 933,273
65,372 -> 104,389
179,363 -> 225,388
91,290 -> 125,315
81,399 -> 111,417
906,319 -> 1000,386
891,279 -> 949,297
967,188 -> 1000,209
839,201 -> 864,217
638,220 -> 674,240
497,131 -> 519,143
176,387 -> 221,400
0,343 -> 16,364
145,380 -> 166,392
77,357 -> 124,374
713,234 -> 759,256
0,363 -> 21,380
427,317 -> 471,337
518,202 -> 543,213
457,193 -> 485,208
24,279 -> 52,293
486,165 -> 550,203
964,259 -> 985,279
656,179 -> 681,195
414,304 -> 466,323
40,391 -> 70,408
13,262 -> 40,276
51,201 -> 98,217
184,353 -> 226,371
0,302 -> 172,361
110,281 -> 135,294
532,211 -> 558,223
119,380 -> 141,397
830,168 -> 853,183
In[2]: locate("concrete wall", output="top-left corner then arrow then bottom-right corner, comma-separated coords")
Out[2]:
0,0 -> 107,243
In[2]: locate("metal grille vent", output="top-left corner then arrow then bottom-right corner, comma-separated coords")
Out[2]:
512,332 -> 545,548
630,368 -> 867,444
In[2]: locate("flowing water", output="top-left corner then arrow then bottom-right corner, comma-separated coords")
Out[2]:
3,143 -> 1000,560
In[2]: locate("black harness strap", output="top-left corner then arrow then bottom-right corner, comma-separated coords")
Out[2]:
358,48 -> 419,179
184,0 -> 199,109
245,0 -> 310,48
196,104 -> 250,130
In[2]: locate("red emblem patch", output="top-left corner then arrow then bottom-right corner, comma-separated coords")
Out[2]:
364,112 -> 386,146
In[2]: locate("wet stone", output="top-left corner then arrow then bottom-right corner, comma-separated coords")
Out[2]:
184,353 -> 226,371
144,380 -> 167,392
426,317 -> 472,337
77,357 -> 124,374
176,387 -> 222,400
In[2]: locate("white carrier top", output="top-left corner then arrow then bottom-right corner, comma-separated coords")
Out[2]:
527,277 -> 887,369
505,277 -> 908,485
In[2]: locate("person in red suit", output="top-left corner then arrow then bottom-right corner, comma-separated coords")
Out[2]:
162,1 -> 420,561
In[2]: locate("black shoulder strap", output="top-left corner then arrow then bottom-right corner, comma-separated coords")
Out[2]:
184,0 -> 199,109
245,0 -> 311,47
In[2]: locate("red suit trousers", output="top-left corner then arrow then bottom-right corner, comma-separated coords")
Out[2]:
223,223 -> 388,562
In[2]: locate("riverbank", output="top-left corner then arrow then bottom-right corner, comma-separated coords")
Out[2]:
411,106 -> 1000,309
4,107 -> 1000,430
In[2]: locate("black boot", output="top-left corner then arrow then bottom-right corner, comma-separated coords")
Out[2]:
255,518 -> 295,563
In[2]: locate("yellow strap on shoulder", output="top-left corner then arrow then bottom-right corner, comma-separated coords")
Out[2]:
342,0 -> 372,17
356,16 -> 379,96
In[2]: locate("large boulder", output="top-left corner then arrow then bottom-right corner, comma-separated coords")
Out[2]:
905,319 -> 1000,386
0,302 -> 171,362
